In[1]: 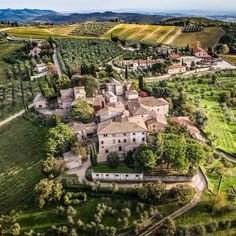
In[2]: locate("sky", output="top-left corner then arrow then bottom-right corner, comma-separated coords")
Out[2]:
1,0 -> 236,12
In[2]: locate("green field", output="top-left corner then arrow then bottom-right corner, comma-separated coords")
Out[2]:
166,76 -> 236,154
172,27 -> 225,49
101,23 -> 181,44
0,118 -> 48,212
0,41 -> 23,70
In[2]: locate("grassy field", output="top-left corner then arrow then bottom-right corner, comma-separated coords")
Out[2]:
221,54 -> 236,66
101,23 -> 181,44
4,25 -> 94,39
0,118 -> 48,213
0,41 -> 23,70
172,27 -> 224,49
166,76 -> 236,154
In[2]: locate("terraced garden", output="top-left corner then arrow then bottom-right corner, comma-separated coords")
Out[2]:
0,118 -> 48,212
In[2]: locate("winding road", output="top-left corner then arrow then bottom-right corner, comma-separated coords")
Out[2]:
138,169 -> 207,236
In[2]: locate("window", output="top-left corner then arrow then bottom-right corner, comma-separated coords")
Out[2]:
101,141 -> 104,144
124,139 -> 127,143
153,125 -> 155,128
133,133 -> 136,135
118,140 -> 121,143
105,150 -> 109,154
123,133 -> 127,136
142,138 -> 145,142
119,147 -> 122,151
39,105 -> 42,108
103,134 -> 108,137
133,138 -> 136,143
101,146 -> 104,149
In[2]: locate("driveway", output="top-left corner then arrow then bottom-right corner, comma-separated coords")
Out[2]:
53,44 -> 62,76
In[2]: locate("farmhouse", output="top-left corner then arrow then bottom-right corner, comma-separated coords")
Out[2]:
29,46 -> 41,57
193,47 -> 209,58
168,64 -> 187,75
35,63 -> 48,73
97,118 -> 147,158
169,53 -> 181,60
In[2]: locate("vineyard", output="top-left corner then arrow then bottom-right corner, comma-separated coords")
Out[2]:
57,38 -> 123,73
173,27 -> 225,49
182,25 -> 204,33
101,24 -> 181,44
72,22 -> 117,37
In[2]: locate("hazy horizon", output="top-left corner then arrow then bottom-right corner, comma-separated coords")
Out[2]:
1,0 -> 236,13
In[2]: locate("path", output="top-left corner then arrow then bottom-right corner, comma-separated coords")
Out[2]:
139,169 -> 207,236
0,104 -> 33,127
53,44 -> 62,76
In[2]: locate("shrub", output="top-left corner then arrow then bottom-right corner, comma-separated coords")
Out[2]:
64,192 -> 88,206
205,221 -> 219,232
106,152 -> 119,168
193,224 -> 206,235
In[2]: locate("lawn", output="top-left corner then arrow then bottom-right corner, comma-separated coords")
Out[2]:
172,27 -> 225,49
92,162 -> 139,173
0,118 -> 48,213
101,23 -> 181,44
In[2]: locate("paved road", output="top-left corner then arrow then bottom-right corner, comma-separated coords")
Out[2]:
0,104 -> 33,128
53,44 -> 62,76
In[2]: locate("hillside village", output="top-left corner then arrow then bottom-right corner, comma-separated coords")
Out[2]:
0,13 -> 236,236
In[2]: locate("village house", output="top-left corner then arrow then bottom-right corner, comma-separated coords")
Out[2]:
97,118 -> 147,159
58,88 -> 74,110
170,116 -> 205,144
125,90 -> 139,101
168,64 -> 187,75
86,95 -> 106,111
104,91 -> 118,104
138,97 -> 169,116
169,53 -> 181,60
181,56 -> 202,68
192,47 -> 210,59
33,94 -> 47,110
69,122 -> 97,141
95,102 -> 127,123
156,45 -> 173,55
106,79 -> 124,96
146,114 -> 167,133
120,58 -> 162,71
35,63 -> 48,73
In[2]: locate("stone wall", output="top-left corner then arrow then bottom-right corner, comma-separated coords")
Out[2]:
92,172 -> 196,183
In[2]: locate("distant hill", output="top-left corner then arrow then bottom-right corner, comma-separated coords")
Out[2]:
0,9 -> 57,23
33,11 -> 169,24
